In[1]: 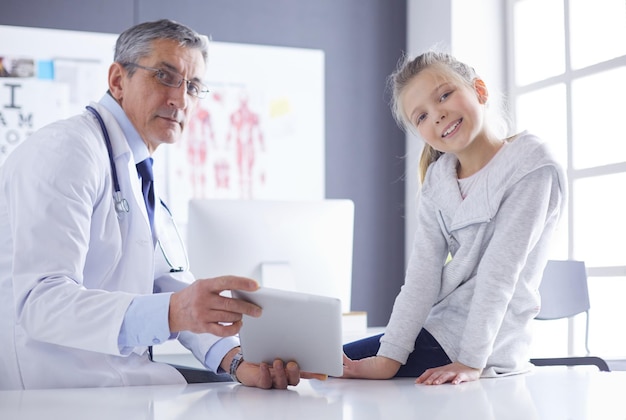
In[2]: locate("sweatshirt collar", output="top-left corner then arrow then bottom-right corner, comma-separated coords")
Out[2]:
422,132 -> 554,230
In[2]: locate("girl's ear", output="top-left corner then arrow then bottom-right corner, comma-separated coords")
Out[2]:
474,78 -> 489,104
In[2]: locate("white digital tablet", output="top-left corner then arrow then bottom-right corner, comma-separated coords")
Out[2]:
231,287 -> 344,377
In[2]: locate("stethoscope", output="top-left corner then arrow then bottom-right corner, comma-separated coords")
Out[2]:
86,105 -> 130,215
86,105 -> 188,272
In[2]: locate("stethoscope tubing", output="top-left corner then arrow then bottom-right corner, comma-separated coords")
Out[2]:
86,106 -> 130,214
85,105 -> 187,272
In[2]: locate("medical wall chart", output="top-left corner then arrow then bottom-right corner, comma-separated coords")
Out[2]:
0,25 -> 325,219
163,41 -> 325,220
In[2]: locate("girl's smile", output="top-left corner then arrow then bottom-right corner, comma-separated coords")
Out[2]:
441,119 -> 462,138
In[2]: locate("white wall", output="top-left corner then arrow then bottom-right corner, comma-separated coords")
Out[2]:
451,0 -> 506,99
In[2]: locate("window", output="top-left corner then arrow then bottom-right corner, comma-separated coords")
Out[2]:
508,0 -> 626,359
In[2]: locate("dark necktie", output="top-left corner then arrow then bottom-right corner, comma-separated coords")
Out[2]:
136,158 -> 155,234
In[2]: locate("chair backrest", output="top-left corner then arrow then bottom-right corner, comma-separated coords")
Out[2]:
536,260 -> 590,320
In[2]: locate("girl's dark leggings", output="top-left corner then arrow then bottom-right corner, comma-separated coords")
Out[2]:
343,328 -> 452,377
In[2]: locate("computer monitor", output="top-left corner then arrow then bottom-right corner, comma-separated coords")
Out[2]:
186,199 -> 355,313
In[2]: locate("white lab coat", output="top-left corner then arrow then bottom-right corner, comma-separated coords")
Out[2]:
0,102 -> 222,389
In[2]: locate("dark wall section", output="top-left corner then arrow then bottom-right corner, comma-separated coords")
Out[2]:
0,0 -> 407,326
0,0 -> 134,33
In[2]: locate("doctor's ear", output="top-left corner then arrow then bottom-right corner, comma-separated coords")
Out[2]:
473,78 -> 489,104
108,62 -> 125,102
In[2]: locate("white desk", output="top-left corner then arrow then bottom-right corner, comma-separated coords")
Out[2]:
2,368 -> 625,420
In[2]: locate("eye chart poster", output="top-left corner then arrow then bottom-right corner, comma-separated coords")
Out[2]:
0,25 -> 325,219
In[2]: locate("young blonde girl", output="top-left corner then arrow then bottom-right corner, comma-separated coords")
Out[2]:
341,50 -> 566,385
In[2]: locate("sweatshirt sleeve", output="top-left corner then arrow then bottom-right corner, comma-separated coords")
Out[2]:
456,165 -> 563,369
377,192 -> 450,364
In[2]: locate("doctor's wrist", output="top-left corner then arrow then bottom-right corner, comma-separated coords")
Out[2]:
220,347 -> 242,373
229,351 -> 245,383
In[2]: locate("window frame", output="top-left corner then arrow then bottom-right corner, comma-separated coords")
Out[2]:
506,0 -> 626,277
506,0 -> 626,358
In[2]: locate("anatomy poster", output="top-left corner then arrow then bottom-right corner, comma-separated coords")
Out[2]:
163,41 -> 325,219
0,25 -> 325,218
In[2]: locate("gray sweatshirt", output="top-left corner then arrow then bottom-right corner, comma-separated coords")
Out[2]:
378,132 -> 567,376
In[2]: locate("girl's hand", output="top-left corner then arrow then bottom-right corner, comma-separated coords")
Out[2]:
415,361 -> 482,385
341,354 -> 401,379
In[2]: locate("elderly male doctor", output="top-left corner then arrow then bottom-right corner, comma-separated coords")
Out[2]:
0,19 -> 318,390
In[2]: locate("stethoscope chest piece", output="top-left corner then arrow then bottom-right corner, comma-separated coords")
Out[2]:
114,191 -> 130,217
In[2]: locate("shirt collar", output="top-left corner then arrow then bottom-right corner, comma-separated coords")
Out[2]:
99,92 -> 150,164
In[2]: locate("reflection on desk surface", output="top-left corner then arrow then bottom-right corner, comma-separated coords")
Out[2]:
1,368 -> 625,420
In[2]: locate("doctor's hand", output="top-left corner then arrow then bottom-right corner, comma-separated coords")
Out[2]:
222,348 -> 328,390
168,276 -> 261,337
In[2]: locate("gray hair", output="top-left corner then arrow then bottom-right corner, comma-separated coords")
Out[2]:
114,19 -> 209,73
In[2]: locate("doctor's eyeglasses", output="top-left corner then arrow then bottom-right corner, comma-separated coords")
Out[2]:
158,200 -> 189,273
124,62 -> 210,99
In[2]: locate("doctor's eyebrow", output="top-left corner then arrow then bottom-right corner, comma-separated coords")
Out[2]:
158,61 -> 203,82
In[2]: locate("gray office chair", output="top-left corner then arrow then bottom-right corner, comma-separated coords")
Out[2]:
529,260 -> 610,372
